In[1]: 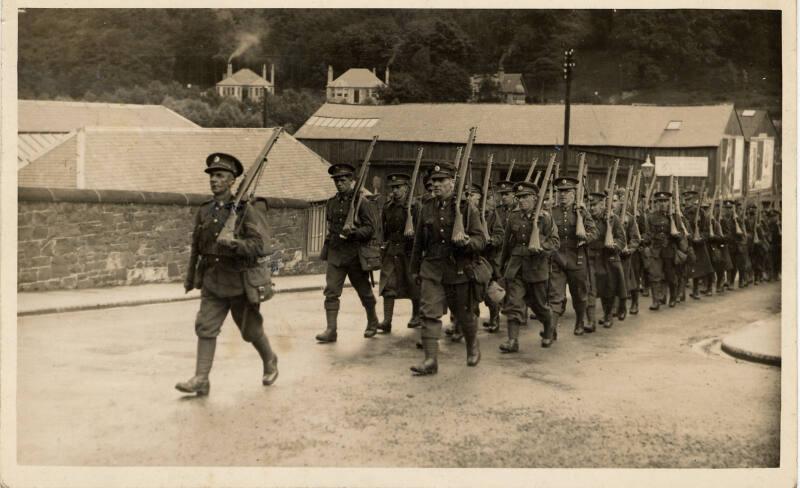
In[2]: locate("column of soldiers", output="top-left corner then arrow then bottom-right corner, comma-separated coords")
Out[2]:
310,155 -> 782,377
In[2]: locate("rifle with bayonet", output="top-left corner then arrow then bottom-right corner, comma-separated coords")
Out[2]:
452,128 -> 477,243
403,147 -> 424,238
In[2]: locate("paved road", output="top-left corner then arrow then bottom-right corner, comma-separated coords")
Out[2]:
18,282 -> 781,467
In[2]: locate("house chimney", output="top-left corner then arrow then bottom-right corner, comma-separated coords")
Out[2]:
327,65 -> 333,85
262,64 -> 267,81
372,67 -> 376,76
385,66 -> 390,86
271,64 -> 275,92
227,63 -> 233,79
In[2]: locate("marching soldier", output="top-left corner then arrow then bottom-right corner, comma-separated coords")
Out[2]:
642,191 -> 688,309
720,200 -> 748,289
177,153 -> 278,396
494,180 -> 517,225
767,207 -> 781,281
409,162 -> 486,376
548,177 -> 597,335
315,163 -> 380,343
711,200 -> 733,293
466,184 -> 505,333
377,173 -> 421,333
683,191 -> 714,299
586,192 -> 626,328
745,203 -> 766,285
618,189 -> 642,318
498,181 -> 559,352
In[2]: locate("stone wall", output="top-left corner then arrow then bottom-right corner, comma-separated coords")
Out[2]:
18,187 -> 325,291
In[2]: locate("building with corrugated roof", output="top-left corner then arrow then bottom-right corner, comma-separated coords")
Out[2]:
326,66 -> 387,105
216,63 -> 275,102
737,108 -> 779,197
295,102 -> 752,198
18,99 -> 199,170
470,69 -> 528,104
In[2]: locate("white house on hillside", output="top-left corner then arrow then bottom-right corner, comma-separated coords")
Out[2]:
216,63 -> 275,102
326,66 -> 387,105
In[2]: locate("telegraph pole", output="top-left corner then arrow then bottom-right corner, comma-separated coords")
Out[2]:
562,48 -> 575,170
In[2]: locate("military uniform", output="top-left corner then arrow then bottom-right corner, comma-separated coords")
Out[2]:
683,196 -> 714,298
745,206 -> 768,284
587,192 -> 626,328
378,173 -> 421,332
409,162 -> 486,375
316,163 -> 379,342
547,177 -> 598,334
768,209 -> 781,281
177,152 -> 278,396
499,181 -> 559,351
643,192 -> 689,309
466,183 -> 505,333
620,211 -> 642,316
720,202 -> 749,289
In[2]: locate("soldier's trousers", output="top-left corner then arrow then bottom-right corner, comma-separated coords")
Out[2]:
548,263 -> 588,310
646,255 -> 678,302
502,276 -> 551,326
324,258 -> 376,312
195,290 -> 264,343
419,278 -> 476,340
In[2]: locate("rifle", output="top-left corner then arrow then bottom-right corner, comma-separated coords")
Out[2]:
575,153 -> 587,240
533,172 -> 542,186
693,181 -> 706,241
217,127 -> 283,243
631,169 -> 642,241
342,136 -> 378,234
732,197 -> 744,236
452,127 -> 477,243
403,146 -> 424,238
524,157 -> 538,182
528,153 -> 557,252
754,194 -> 762,245
480,154 -> 494,241
603,165 -> 612,191
505,158 -> 516,180
604,173 -> 617,248
619,165 -> 633,246
668,175 -> 680,237
674,178 -> 689,235
608,159 -> 619,194
708,186 -> 716,238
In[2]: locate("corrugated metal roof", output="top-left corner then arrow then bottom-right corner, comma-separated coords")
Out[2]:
295,103 -> 738,148
19,100 -> 199,132
736,109 -> 777,140
20,128 -> 335,202
217,68 -> 272,87
328,69 -> 386,89
18,132 -> 73,169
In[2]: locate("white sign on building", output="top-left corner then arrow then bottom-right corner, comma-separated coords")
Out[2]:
655,156 -> 709,177
747,135 -> 774,192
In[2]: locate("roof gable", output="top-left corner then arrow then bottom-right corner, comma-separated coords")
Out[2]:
736,109 -> 778,140
499,73 -> 526,95
295,103 -> 738,148
217,68 -> 272,87
18,99 -> 199,132
20,128 -> 334,202
328,69 -> 386,89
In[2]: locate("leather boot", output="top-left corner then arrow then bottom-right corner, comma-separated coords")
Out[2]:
668,283 -> 677,307
641,286 -> 650,297
499,320 -> 520,353
464,322 -> 481,367
176,337 -> 215,396
364,303 -> 379,338
629,291 -> 639,315
410,337 -> 438,375
649,285 -> 660,310
378,298 -> 394,333
602,299 -> 614,328
252,332 -> 278,386
542,311 -> 556,347
444,313 -> 456,335
584,305 -> 597,332
407,299 -> 422,328
616,296 -> 627,321
316,309 -> 338,343
690,279 -> 701,299
486,304 -> 501,333
450,320 -> 464,342
574,301 -> 586,335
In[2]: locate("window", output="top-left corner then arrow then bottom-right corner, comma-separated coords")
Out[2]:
306,203 -> 327,257
665,120 -> 682,130
742,110 -> 756,117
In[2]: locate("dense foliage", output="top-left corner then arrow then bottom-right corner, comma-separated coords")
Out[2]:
18,9 -> 782,129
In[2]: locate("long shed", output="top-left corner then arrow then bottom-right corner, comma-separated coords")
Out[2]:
295,103 -> 748,197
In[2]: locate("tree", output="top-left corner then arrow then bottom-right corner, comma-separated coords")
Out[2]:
476,77 -> 502,103
428,61 -> 472,102
377,72 -> 430,104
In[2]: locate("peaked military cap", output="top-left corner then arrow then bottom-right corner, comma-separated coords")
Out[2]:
722,199 -> 735,207
496,180 -> 516,194
387,173 -> 411,187
205,153 -> 244,177
588,192 -> 607,203
682,190 -> 699,198
514,181 -> 539,196
328,163 -> 356,178
555,177 -> 579,191
653,191 -> 672,201
429,161 -> 456,179
467,183 -> 483,195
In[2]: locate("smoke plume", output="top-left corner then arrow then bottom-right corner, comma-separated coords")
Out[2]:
228,32 -> 261,63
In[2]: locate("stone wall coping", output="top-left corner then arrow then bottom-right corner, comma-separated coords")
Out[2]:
18,186 -> 310,209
